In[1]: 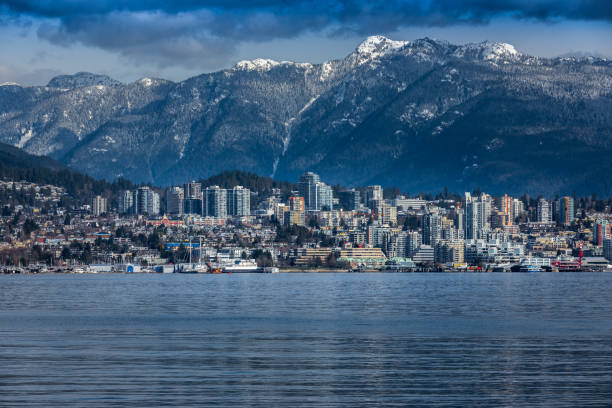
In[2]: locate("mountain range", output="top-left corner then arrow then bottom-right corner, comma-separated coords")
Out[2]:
1,36 -> 611,195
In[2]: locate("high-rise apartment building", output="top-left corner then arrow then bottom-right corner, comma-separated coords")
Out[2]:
593,219 -> 611,246
287,196 -> 305,226
512,198 -> 525,222
184,181 -> 202,200
227,186 -> 251,216
536,198 -> 552,223
604,238 -> 612,261
379,205 -> 397,226
166,186 -> 184,215
464,192 -> 491,240
204,186 -> 227,218
339,189 -> 360,211
315,182 -> 333,211
91,195 -> 107,216
365,185 -> 383,209
118,190 -> 136,214
558,196 -> 575,226
136,187 -> 160,215
298,172 -> 333,211
423,212 -> 443,245
298,172 -> 320,210
495,194 -> 513,225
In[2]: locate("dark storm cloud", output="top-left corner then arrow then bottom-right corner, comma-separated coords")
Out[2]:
1,1 -> 611,68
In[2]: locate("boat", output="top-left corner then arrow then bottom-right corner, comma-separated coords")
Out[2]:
221,259 -> 258,273
519,264 -> 541,272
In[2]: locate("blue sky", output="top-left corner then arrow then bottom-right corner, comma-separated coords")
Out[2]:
1,1 -> 611,85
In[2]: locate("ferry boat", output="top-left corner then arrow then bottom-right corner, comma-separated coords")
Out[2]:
221,259 -> 258,273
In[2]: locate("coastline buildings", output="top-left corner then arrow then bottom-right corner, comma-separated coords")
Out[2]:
5,167 -> 609,272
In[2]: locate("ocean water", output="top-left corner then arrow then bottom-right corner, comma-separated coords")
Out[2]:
1,272 -> 611,407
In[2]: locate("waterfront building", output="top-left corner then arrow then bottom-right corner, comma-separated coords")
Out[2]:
435,240 -> 465,264
292,247 -> 332,265
412,245 -> 434,264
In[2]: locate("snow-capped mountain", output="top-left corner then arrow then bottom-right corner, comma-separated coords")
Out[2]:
1,36 -> 611,195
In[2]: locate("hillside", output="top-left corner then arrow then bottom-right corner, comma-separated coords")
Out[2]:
0,142 -> 134,199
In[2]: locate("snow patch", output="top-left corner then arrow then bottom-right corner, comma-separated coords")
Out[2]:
17,127 -> 34,148
234,59 -> 281,71
320,62 -> 334,81
234,59 -> 312,72
139,77 -> 154,87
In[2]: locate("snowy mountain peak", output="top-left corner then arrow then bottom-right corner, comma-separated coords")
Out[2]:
355,35 -> 408,63
454,41 -> 522,62
481,42 -> 520,60
234,58 -> 282,71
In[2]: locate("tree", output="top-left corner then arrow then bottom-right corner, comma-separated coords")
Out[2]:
23,218 -> 38,236
60,247 -> 72,260
326,252 -> 338,268
254,250 -> 273,267
80,244 -> 92,264
64,214 -> 71,225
